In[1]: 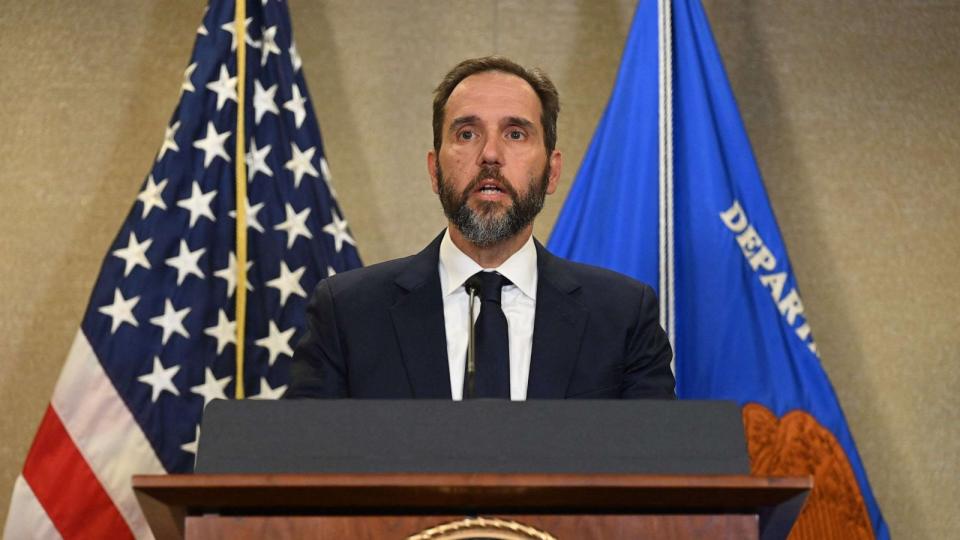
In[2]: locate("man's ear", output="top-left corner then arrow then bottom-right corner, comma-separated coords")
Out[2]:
546,149 -> 562,195
427,150 -> 440,194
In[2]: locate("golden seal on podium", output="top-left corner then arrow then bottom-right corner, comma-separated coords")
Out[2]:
407,517 -> 557,540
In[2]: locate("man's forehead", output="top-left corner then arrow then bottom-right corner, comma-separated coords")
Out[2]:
445,71 -> 541,122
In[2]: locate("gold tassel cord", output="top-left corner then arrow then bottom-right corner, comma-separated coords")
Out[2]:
233,0 -> 248,399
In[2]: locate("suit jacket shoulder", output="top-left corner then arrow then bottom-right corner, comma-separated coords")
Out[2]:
531,244 -> 675,399
287,235 -> 448,399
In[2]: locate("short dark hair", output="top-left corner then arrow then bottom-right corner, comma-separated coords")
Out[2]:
432,56 -> 560,155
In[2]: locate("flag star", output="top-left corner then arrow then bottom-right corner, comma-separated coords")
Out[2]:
323,208 -> 356,253
251,377 -> 287,400
289,42 -> 303,72
196,7 -> 209,36
157,120 -> 180,162
266,261 -> 307,305
252,80 -> 279,124
177,181 -> 217,228
165,239 -> 206,285
283,84 -> 308,128
260,25 -> 281,66
112,232 -> 153,277
191,368 -> 232,406
229,199 -> 266,233
206,64 -> 237,111
214,251 -> 253,298
181,62 -> 197,95
319,156 -> 337,196
137,175 -> 168,219
192,121 -> 231,168
220,17 -> 259,52
149,298 -> 191,345
204,309 -> 236,355
274,203 -> 313,248
246,139 -> 273,181
98,288 -> 140,334
284,143 -> 318,188
137,357 -> 181,403
181,425 -> 201,455
255,321 -> 295,366
327,266 -> 337,277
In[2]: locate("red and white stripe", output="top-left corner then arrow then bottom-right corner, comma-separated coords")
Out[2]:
5,331 -> 165,539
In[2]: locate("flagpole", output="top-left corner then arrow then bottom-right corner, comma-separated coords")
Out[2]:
234,0 -> 249,399
657,0 -> 676,367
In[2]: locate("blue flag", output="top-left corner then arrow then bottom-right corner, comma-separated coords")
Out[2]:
549,1 -> 888,538
5,1 -> 361,538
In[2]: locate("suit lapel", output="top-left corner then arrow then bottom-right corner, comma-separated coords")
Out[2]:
389,234 -> 452,398
526,242 -> 588,399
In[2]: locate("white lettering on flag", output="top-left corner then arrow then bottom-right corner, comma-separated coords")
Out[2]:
720,200 -> 819,356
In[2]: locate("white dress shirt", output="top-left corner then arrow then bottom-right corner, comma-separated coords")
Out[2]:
438,230 -> 538,400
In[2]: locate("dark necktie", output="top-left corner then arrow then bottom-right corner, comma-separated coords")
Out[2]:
469,271 -> 511,399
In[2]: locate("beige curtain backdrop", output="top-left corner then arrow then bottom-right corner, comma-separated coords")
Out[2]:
1,1 -> 957,537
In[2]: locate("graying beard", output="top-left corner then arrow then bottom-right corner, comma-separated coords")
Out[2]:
454,205 -> 518,247
437,164 -> 548,247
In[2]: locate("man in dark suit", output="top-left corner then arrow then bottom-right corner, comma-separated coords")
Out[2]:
289,56 -> 675,400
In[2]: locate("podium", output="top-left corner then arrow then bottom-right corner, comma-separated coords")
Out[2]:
133,400 -> 810,539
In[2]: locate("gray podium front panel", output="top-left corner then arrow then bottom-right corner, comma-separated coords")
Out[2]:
194,399 -> 749,475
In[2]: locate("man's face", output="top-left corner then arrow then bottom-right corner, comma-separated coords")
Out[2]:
428,71 -> 562,247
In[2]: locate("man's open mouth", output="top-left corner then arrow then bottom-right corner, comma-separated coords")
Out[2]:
476,179 -> 506,194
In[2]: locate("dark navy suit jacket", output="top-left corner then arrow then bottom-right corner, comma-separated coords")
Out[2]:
288,234 -> 676,399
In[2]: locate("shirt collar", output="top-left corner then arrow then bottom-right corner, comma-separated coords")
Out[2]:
439,229 -> 538,299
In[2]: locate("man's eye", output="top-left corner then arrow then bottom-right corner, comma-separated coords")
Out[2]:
507,130 -> 525,140
458,130 -> 475,141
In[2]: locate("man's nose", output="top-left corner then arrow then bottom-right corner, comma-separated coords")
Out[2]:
479,135 -> 504,166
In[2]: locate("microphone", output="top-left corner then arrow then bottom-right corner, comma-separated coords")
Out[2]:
463,274 -> 483,399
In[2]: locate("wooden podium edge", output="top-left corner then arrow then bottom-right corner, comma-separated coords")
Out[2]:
133,485 -> 186,540
133,473 -> 812,539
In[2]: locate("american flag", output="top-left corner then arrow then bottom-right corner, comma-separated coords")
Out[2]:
4,1 -> 361,538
